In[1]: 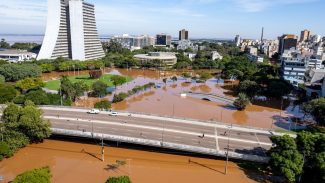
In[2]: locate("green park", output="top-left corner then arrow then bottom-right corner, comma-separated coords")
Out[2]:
45,74 -> 133,91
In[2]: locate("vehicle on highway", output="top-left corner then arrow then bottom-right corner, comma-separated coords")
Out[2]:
88,109 -> 100,114
109,111 -> 118,116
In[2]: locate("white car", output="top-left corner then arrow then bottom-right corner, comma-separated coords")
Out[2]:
88,109 -> 100,114
109,112 -> 118,116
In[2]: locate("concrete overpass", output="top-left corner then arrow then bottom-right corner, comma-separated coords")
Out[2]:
34,106 -> 279,163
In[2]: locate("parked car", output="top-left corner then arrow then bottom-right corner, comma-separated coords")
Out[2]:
88,109 -> 100,114
109,111 -> 118,116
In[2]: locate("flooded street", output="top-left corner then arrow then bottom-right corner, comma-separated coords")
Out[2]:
43,68 -> 300,130
0,140 -> 260,183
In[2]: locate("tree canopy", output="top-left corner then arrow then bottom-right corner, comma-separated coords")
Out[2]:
303,98 -> 325,126
12,167 -> 51,183
0,64 -> 41,82
106,176 -> 131,183
110,75 -> 127,88
269,135 -> 304,182
16,77 -> 45,93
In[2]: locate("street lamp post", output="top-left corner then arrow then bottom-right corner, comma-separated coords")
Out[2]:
59,87 -> 63,106
161,120 -> 165,146
101,134 -> 104,162
225,127 -> 231,175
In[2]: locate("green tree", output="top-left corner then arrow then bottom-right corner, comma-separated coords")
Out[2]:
24,90 -> 50,105
95,100 -> 112,110
40,64 -> 55,73
16,77 -> 45,93
303,98 -> 325,126
171,76 -> 178,82
233,93 -> 250,110
110,75 -> 127,88
112,93 -> 128,103
2,130 -> 29,156
106,176 -> 131,183
0,84 -> 18,104
59,77 -> 88,101
182,72 -> 191,79
199,72 -> 213,82
0,74 -> 4,84
0,142 -> 10,161
11,43 -> 40,51
238,80 -> 260,98
105,40 -> 125,53
92,80 -> 107,97
267,80 -> 292,98
0,64 -> 42,82
12,167 -> 51,183
269,135 -> 303,182
0,39 -> 10,49
162,78 -> 167,85
296,131 -> 318,156
2,101 -> 51,142
60,76 -> 76,101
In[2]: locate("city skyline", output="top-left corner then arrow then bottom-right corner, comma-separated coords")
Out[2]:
0,0 -> 325,39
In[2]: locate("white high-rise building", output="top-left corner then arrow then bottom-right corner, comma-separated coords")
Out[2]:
235,35 -> 241,47
38,0 -> 105,61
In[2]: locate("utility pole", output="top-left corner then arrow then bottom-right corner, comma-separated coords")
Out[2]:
101,134 -> 104,162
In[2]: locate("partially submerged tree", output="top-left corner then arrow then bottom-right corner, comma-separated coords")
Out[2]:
233,93 -> 250,110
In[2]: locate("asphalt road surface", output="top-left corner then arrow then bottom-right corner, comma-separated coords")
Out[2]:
41,107 -> 273,157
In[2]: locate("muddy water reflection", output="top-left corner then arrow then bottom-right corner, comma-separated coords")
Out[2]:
43,69 -> 295,129
0,140 -> 258,183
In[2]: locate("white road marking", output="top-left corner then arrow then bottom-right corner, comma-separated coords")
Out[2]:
45,116 -> 273,146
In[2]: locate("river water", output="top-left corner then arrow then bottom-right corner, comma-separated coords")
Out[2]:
42,68 -> 301,130
0,140 -> 260,183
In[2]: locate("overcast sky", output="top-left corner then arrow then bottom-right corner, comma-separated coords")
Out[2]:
0,0 -> 324,39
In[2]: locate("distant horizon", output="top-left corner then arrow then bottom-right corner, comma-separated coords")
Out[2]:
1,0 -> 324,40
0,34 -> 236,42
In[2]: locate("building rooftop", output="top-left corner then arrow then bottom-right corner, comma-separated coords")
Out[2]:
0,49 -> 35,55
134,52 -> 176,59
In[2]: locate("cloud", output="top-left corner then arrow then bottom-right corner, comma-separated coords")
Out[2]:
233,0 -> 318,12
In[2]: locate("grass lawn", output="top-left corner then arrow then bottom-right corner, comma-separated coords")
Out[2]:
45,74 -> 133,91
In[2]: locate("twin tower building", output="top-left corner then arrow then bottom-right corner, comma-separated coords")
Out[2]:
37,0 -> 105,61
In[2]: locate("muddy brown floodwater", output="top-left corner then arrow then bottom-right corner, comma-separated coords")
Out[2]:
0,140 -> 262,183
43,68 -> 300,129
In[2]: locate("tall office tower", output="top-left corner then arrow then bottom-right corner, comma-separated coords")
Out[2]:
156,34 -> 172,46
234,35 -> 241,47
179,29 -> 189,40
38,0 -> 105,61
261,27 -> 264,42
300,29 -> 311,42
278,34 -> 298,55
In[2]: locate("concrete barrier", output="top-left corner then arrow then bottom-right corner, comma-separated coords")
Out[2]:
51,128 -> 270,163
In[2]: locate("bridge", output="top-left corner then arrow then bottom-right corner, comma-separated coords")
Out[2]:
23,106 -> 283,163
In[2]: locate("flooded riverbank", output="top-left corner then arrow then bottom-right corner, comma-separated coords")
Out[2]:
0,139 -> 263,183
42,68 -> 302,130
